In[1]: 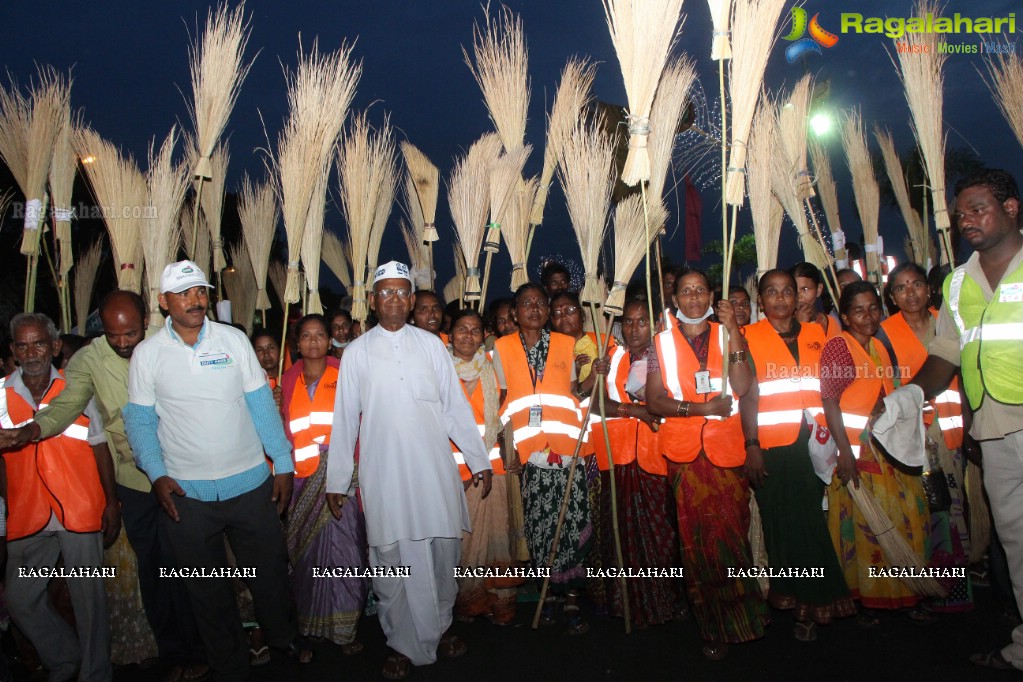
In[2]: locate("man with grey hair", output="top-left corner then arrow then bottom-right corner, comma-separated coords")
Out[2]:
1,312 -> 115,682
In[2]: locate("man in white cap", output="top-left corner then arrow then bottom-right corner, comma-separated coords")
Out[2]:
326,260 -> 493,680
122,260 -> 310,681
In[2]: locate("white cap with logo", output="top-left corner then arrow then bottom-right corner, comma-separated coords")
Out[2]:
374,260 -> 412,285
160,260 -> 213,294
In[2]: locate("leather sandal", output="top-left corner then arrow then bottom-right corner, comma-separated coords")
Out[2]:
382,652 -> 411,680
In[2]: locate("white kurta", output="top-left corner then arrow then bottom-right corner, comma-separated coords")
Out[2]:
326,324 -> 492,547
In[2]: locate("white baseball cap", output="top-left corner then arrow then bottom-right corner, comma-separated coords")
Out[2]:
160,260 -> 213,294
374,260 -> 412,284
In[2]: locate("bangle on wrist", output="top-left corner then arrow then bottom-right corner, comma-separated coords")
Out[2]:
729,350 -> 747,364
676,400 -> 690,417
744,438 -> 761,449
616,403 -> 628,418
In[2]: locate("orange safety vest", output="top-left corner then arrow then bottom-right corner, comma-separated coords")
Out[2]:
287,365 -> 338,478
452,374 -> 505,480
880,310 -> 963,449
744,319 -> 826,449
654,322 -> 744,467
824,333 -> 896,462
589,346 -> 663,475
1,373 -> 105,540
497,332 -> 589,463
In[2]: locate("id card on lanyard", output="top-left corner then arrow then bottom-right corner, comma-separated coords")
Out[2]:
521,332 -> 546,426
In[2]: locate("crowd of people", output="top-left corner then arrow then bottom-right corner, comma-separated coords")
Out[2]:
0,168 -> 1021,680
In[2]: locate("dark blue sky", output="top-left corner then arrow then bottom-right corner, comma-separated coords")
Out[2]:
2,0 -> 1019,292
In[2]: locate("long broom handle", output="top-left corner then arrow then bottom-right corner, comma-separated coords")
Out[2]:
479,250 -> 494,314
277,300 -> 289,384
190,178 -> 206,258
427,242 -> 435,291
589,304 -> 631,634
530,381 -> 599,630
640,182 -> 655,330
718,58 -> 732,396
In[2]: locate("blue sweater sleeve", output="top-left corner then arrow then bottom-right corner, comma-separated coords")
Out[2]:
244,384 -> 295,475
122,402 -> 168,482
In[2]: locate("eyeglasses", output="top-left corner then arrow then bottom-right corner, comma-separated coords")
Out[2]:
892,280 -> 927,295
376,288 -> 412,300
550,306 -> 580,319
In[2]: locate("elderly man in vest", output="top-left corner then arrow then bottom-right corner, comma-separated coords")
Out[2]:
325,261 -> 493,680
0,313 -> 115,682
910,169 -> 1023,671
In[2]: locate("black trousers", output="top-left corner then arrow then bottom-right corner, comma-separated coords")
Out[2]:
119,483 -> 204,663
161,476 -> 298,682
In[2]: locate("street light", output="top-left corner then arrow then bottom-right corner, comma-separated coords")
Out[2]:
809,113 -> 833,137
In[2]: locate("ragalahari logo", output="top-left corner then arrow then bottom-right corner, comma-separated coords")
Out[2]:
783,7 -> 839,63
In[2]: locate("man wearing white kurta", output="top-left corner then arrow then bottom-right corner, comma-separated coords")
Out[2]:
326,261 -> 492,675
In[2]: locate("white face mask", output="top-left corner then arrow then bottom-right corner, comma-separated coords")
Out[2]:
675,305 -> 714,325
331,338 -> 349,349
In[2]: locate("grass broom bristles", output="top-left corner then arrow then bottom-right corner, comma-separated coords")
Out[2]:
268,258 -> 287,310
605,194 -> 666,315
444,245 -> 467,306
194,141 -> 230,272
0,81 -> 30,193
486,147 -> 531,254
983,51 -> 1023,151
505,176 -> 537,291
73,126 -> 146,293
142,127 -> 189,330
73,238 -> 105,333
748,98 -> 781,274
647,56 -> 698,204
401,220 -> 428,288
400,141 -> 440,242
558,119 -> 615,304
465,4 -> 530,154
301,159 -> 331,314
449,133 -> 502,301
180,199 -> 211,274
707,0 -> 733,60
401,175 -> 431,289
225,241 -> 257,333
725,0 -> 788,205
841,109 -> 881,289
21,68 -> 69,256
529,57 -> 596,229
50,104 -> 77,276
809,140 -> 849,268
187,0 -> 253,180
322,228 -> 352,292
602,0 -> 686,186
237,173 -> 278,310
891,0 -> 953,265
875,127 -> 928,267
367,118 -> 399,276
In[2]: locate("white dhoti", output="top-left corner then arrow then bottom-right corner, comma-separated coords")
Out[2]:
370,536 -> 461,666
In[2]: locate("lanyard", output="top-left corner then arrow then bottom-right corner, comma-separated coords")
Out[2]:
518,331 -> 547,392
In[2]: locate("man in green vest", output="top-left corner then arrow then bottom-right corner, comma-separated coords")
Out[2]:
911,169 -> 1023,671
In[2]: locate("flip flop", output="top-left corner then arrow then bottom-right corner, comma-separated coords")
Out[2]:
970,650 -> 1014,671
340,640 -> 364,656
382,652 -> 411,680
249,646 -> 270,666
437,634 -> 468,658
793,622 -> 817,642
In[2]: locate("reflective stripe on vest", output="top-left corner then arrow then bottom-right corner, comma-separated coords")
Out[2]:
606,347 -> 627,403
0,378 -> 13,428
289,411 -> 333,434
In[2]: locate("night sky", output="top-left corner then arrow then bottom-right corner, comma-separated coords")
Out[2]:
2,0 -> 1020,295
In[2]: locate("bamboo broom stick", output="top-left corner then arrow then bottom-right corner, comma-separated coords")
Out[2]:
840,109 -> 882,291
809,140 -> 850,269
449,133 -> 502,303
526,58 -> 596,262
142,127 -> 189,333
238,174 -> 278,319
891,0 -> 953,266
73,238 -> 105,333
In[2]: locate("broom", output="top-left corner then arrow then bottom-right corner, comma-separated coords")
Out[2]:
449,133 -> 502,303
604,194 -> 667,316
707,0 -> 733,61
194,141 -> 230,275
268,259 -> 287,312
966,461 -> 990,565
526,57 -> 596,262
322,228 -> 352,295
749,495 -> 769,595
847,483 -> 947,598
366,118 -> 398,278
224,241 -> 257,333
874,127 -> 928,267
465,4 -> 529,155
983,51 -> 1023,151
50,102 -> 77,331
180,199 -> 211,275
73,238 -> 105,334
337,111 -> 386,322
891,0 -> 953,266
401,175 -> 431,290
142,127 -> 189,333
443,245 -> 467,307
300,159 -> 331,315
503,176 -> 538,292
270,39 -> 360,376
400,142 -> 440,287
482,147 -> 531,308
840,110 -> 882,291
401,220 -> 429,291
237,174 -> 278,325
809,140 -> 850,269
748,98 -> 782,275
186,0 -> 253,256
73,126 -> 146,293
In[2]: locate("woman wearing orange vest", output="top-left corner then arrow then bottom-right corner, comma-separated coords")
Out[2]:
492,283 -> 591,634
822,281 -> 931,623
446,309 -> 522,625
281,314 -> 368,654
742,270 -> 854,642
646,268 -> 768,660
588,298 -> 682,627
882,262 -> 971,612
